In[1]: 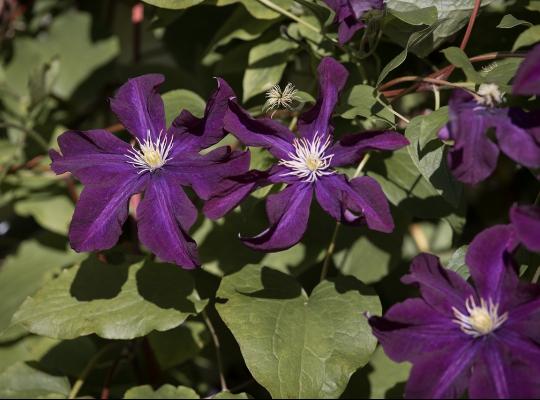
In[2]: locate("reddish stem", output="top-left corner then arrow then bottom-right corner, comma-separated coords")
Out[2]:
460,0 -> 483,51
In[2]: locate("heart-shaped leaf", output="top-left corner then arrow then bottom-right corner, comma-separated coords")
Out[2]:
216,265 -> 381,398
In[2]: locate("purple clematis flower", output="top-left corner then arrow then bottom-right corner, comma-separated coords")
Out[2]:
204,57 -> 408,252
323,0 -> 384,45
50,74 -> 249,268
510,203 -> 540,252
513,44 -> 540,96
369,217 -> 540,398
438,87 -> 540,184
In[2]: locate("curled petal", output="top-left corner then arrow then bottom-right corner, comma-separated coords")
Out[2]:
224,100 -> 295,159
510,204 -> 540,252
69,174 -> 146,253
169,78 -> 235,152
50,129 -> 135,185
513,44 -> 540,96
110,74 -> 166,142
137,174 -> 199,269
297,57 -> 348,141
241,183 -> 313,251
329,130 -> 409,167
401,254 -> 476,316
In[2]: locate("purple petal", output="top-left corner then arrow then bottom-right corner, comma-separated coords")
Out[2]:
442,91 -> 500,185
369,298 -> 466,363
337,16 -> 365,45
469,337 -> 540,399
405,340 -> 478,399
169,78 -> 235,152
166,146 -> 250,199
315,174 -> 394,230
505,297 -> 540,343
297,57 -> 348,141
224,100 -> 295,159
401,254 -> 476,316
492,109 -> 540,169
69,174 -> 146,252
329,130 -> 409,167
137,174 -> 199,269
110,74 -> 166,142
50,129 -> 135,185
513,44 -> 540,96
510,204 -> 540,251
349,0 -> 384,18
241,183 -> 313,251
466,225 -> 519,307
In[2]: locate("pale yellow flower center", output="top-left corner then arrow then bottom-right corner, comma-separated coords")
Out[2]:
452,296 -> 508,338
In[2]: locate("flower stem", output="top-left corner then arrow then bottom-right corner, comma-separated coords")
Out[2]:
320,153 -> 372,282
68,343 -> 117,399
256,0 -> 321,37
202,309 -> 228,391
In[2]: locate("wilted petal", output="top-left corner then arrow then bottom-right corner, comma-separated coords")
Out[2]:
69,174 -> 146,253
298,57 -> 348,141
50,129 -> 135,184
241,183 -> 313,251
402,254 -> 476,316
510,204 -> 540,251
405,340 -> 478,399
369,298 -> 466,363
466,225 -> 519,307
513,44 -> 540,96
329,130 -> 408,167
224,100 -> 295,159
137,173 -> 199,269
110,74 -> 166,142
169,78 -> 235,152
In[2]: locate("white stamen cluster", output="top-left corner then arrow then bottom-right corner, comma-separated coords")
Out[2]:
279,132 -> 335,183
125,129 -> 174,173
476,83 -> 504,107
452,296 -> 508,338
263,83 -> 299,117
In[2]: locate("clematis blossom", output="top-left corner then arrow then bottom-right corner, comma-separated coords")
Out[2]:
204,57 -> 408,252
513,44 -> 540,96
50,74 -> 249,268
438,87 -> 540,184
323,0 -> 384,45
369,206 -> 540,399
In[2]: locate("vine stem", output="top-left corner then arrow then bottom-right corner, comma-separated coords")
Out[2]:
68,343 -> 117,399
460,0 -> 482,51
256,0 -> 322,37
202,309 -> 228,391
320,153 -> 373,282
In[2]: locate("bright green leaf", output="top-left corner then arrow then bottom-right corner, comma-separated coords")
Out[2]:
124,384 -> 199,399
0,362 -> 70,399
162,89 -> 206,126
142,0 -> 205,9
14,195 -> 74,235
497,14 -> 532,29
339,85 -> 395,124
11,257 -> 207,340
442,47 -> 483,83
367,346 -> 411,399
446,245 -> 470,279
513,25 -> 540,50
216,264 -> 381,398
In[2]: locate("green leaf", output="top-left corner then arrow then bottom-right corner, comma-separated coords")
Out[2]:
0,140 -> 21,165
405,107 -> 463,207
0,336 -> 59,373
0,362 -> 71,399
162,89 -> 206,126
497,14 -> 532,29
11,257 -> 207,340
124,385 -> 199,399
216,265 -> 381,398
513,25 -> 540,50
367,346 -> 411,399
0,237 -> 85,342
446,245 -> 470,280
388,6 -> 437,26
339,85 -> 395,124
14,195 -> 74,235
211,0 -> 294,20
243,37 -> 298,101
442,47 -> 483,83
480,58 -> 523,87
148,321 -> 209,370
142,0 -> 205,9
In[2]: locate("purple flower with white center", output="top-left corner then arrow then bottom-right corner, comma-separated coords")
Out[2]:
369,215 -> 540,398
323,0 -> 384,45
204,57 -> 409,252
438,87 -> 540,184
513,44 -> 540,96
50,74 -> 249,269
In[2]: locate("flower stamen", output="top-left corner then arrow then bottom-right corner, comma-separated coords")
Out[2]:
279,132 -> 335,183
125,129 -> 174,173
452,296 -> 508,338
476,83 -> 505,107
263,83 -> 299,118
